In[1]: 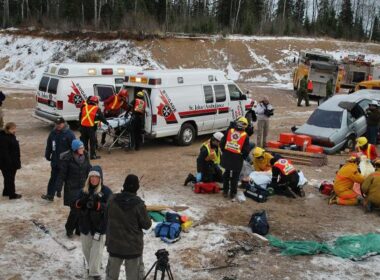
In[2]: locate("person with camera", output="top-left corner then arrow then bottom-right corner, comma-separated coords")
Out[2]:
106,174 -> 152,280
75,166 -> 112,280
255,97 -> 274,148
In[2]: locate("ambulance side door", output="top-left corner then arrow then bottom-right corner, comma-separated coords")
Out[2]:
94,84 -> 115,112
213,84 -> 229,130
144,90 -> 153,134
202,85 -> 216,132
227,84 -> 245,123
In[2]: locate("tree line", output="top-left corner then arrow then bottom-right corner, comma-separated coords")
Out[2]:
1,0 -> 380,42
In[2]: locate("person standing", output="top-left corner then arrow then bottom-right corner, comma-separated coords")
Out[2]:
325,77 -> 334,101
255,97 -> 273,148
79,96 -> 109,160
41,117 -> 75,201
184,132 -> 224,185
297,75 -> 310,107
365,101 -> 380,145
75,166 -> 112,280
220,117 -> 250,200
128,91 -> 146,151
0,122 -> 22,199
106,174 -> 152,280
55,139 -> 91,237
0,91 -> 5,129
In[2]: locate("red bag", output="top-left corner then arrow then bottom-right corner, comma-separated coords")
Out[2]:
319,181 -> 334,196
194,182 -> 220,194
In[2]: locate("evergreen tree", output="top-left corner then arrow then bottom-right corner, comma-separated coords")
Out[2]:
371,16 -> 380,42
338,0 -> 353,39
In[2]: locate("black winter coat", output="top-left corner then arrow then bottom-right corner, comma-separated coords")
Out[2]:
220,124 -> 250,172
56,151 -> 91,206
106,192 -> 152,259
45,127 -> 75,167
0,130 -> 21,170
75,185 -> 112,235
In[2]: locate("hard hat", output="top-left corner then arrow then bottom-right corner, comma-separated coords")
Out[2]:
253,147 -> 265,158
119,88 -> 128,97
89,95 -> 99,104
212,131 -> 224,142
237,117 -> 248,126
371,100 -> 379,106
136,91 -> 144,98
356,137 -> 368,147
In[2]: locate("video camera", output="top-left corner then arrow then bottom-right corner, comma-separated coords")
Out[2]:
264,108 -> 274,117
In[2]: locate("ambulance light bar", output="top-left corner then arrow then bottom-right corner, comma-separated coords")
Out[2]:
88,68 -> 97,75
58,68 -> 68,76
149,78 -> 161,85
102,68 -> 113,75
117,68 -> 125,75
129,76 -> 148,84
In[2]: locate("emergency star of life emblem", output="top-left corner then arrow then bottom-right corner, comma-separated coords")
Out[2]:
157,91 -> 178,124
67,81 -> 85,108
231,131 -> 241,141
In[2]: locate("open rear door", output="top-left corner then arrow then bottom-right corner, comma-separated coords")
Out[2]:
143,90 -> 153,135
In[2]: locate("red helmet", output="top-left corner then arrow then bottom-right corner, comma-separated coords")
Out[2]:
89,96 -> 99,104
119,88 -> 128,97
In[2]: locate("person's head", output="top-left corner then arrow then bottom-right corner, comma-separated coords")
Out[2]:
235,116 -> 248,130
347,153 -> 361,164
123,174 -> 140,194
270,154 -> 283,166
211,131 -> 224,147
261,97 -> 269,105
119,88 -> 128,99
253,147 -> 265,159
87,95 -> 99,105
71,139 -> 85,155
54,117 -> 65,131
5,122 -> 16,135
356,137 -> 368,149
83,167 -> 102,194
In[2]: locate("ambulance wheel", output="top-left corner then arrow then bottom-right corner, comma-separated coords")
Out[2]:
177,123 -> 195,146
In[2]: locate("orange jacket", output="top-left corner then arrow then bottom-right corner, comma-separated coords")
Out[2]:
334,162 -> 365,195
357,144 -> 378,161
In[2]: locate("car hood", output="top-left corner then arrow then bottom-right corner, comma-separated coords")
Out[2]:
296,123 -> 340,139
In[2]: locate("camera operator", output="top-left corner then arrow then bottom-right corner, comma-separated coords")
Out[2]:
255,97 -> 274,148
74,166 -> 112,280
106,174 -> 152,280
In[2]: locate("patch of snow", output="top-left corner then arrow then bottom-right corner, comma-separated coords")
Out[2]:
226,63 -> 240,81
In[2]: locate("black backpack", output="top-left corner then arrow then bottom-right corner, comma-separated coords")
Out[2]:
244,184 -> 268,203
248,211 -> 269,236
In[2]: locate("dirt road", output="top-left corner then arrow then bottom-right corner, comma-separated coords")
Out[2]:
1,86 -> 379,280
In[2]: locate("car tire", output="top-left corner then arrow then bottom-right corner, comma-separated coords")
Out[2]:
344,135 -> 356,151
176,123 -> 196,146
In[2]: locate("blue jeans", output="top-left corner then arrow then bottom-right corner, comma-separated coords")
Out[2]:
47,166 -> 60,196
367,126 -> 378,145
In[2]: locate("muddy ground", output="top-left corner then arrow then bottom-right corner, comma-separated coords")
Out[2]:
1,85 -> 380,280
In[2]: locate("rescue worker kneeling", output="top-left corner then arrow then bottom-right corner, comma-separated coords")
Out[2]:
79,96 -> 109,160
220,117 -> 250,200
361,159 -> 380,212
330,153 -> 365,205
253,147 -> 273,172
184,132 -> 224,186
356,136 -> 378,161
269,156 -> 304,198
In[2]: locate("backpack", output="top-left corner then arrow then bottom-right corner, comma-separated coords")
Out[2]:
244,184 -> 268,203
248,211 -> 269,236
155,222 -> 181,240
319,181 -> 334,196
165,212 -> 182,224
194,182 -> 220,194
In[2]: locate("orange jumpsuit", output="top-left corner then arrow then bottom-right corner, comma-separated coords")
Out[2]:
333,162 -> 365,206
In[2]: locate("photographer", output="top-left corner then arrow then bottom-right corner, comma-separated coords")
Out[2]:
255,97 -> 274,148
106,174 -> 152,280
75,166 -> 112,280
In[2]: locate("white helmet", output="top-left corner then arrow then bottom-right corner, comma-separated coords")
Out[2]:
212,132 -> 224,142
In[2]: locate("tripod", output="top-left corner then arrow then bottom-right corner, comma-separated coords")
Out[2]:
143,249 -> 174,280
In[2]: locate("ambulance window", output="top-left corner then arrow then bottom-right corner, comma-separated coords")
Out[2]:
228,84 -> 241,101
96,86 -> 114,101
47,78 -> 59,94
203,86 -> 214,103
39,76 -> 49,92
214,85 -> 226,102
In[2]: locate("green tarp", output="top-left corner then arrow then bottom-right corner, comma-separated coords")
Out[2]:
268,233 -> 380,260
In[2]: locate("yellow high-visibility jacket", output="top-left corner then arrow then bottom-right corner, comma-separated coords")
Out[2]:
253,152 -> 273,172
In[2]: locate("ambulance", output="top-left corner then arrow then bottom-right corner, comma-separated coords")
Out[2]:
33,63 -> 141,126
123,69 -> 254,145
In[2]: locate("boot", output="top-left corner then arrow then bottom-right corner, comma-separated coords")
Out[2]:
41,194 -> 54,202
9,194 -> 22,200
56,191 -> 62,198
184,173 -> 196,186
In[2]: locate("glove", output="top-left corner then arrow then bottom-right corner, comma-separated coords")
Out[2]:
77,194 -> 90,208
196,173 -> 202,183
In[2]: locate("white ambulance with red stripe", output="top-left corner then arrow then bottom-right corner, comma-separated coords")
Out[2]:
124,69 -> 254,145
33,63 -> 141,126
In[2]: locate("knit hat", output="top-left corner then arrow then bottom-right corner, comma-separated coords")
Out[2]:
123,174 -> 140,193
88,170 -> 101,178
55,117 -> 65,124
71,139 -> 84,151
